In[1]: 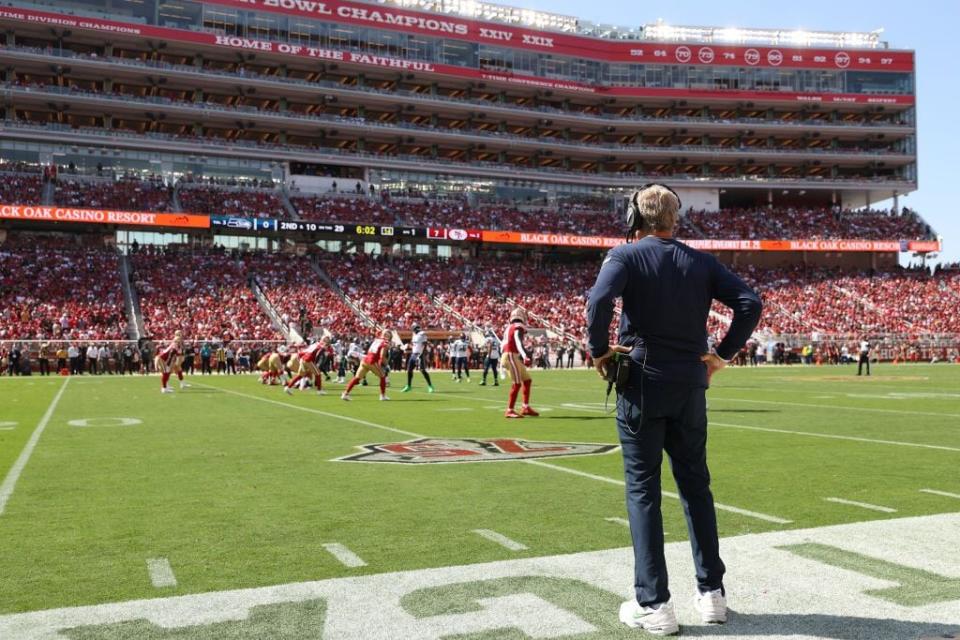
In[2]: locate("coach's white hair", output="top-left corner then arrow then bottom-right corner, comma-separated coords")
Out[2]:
632,185 -> 680,233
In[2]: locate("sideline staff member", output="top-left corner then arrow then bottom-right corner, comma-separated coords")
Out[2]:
586,184 -> 762,635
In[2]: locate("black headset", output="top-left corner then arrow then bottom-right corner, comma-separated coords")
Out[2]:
625,183 -> 682,236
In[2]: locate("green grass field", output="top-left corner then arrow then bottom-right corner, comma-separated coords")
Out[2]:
1,364 -> 959,637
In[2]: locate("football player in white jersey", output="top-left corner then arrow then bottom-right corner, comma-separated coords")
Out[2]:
401,323 -> 434,393
452,334 -> 471,383
479,329 -> 501,386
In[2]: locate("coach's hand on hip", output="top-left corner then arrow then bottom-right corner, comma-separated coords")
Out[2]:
700,352 -> 727,385
594,345 -> 631,378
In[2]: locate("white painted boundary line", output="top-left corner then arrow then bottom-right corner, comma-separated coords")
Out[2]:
920,488 -> 960,500
194,383 -> 425,439
146,558 -> 177,588
472,529 -> 528,551
712,396 -> 960,419
711,421 -> 960,453
605,517 -> 630,527
0,377 -> 70,516
526,460 -> 792,524
322,543 -> 367,568
823,497 -> 897,513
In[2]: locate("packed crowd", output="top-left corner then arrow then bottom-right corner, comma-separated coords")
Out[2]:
684,206 -> 933,240
177,186 -> 288,218
291,195 -> 394,224
55,177 -> 172,211
0,172 -> 42,205
250,254 -> 373,338
317,252 -> 454,330
130,247 -> 281,341
707,265 -> 960,337
0,235 -> 128,341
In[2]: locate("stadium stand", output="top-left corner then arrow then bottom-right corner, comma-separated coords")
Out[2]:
0,235 -> 128,341
250,254 -> 373,339
54,177 -> 172,211
177,185 -> 289,219
129,247 -> 281,341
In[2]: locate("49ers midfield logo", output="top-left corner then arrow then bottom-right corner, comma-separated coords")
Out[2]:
338,438 -> 617,464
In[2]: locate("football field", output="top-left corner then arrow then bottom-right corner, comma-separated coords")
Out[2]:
1,364 -> 959,639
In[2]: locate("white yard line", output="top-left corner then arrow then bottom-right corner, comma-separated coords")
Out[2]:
920,488 -> 960,500
604,517 -> 630,527
472,529 -> 528,551
322,543 -> 367,568
146,558 -> 177,588
526,460 -> 792,524
0,377 -> 70,516
194,383 -> 426,439
823,497 -> 897,513
710,422 -> 960,453
711,396 -> 960,419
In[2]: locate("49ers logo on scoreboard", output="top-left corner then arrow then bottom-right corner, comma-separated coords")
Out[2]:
337,438 -> 617,464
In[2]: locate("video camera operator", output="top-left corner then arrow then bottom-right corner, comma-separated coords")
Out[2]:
586,184 -> 762,634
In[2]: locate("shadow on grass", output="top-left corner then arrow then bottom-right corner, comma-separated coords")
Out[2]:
679,610 -> 959,639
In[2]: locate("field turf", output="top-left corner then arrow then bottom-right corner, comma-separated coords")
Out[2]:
0,363 -> 958,636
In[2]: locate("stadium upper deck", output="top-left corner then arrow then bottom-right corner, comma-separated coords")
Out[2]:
0,0 -> 915,209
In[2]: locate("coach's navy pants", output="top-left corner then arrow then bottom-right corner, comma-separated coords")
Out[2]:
616,379 -> 724,606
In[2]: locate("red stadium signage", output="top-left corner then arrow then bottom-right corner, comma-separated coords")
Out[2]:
202,0 -> 915,71
0,205 -> 211,229
480,230 -> 940,253
0,7 -> 916,105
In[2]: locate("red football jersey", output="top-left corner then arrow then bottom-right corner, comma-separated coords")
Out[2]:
157,343 -> 180,363
363,338 -> 388,365
299,343 -> 323,363
502,322 -> 526,356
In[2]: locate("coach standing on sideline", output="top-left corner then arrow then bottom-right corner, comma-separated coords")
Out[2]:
586,184 -> 762,635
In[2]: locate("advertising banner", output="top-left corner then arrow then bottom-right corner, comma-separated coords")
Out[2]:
0,204 -> 210,229
0,6 -> 916,105
202,0 -> 915,71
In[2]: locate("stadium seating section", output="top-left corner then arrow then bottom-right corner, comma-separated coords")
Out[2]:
55,177 -> 172,211
0,235 -> 128,341
129,248 -> 281,341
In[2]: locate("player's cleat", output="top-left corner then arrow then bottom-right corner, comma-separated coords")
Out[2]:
618,600 -> 679,635
504,409 -> 523,419
465,377 -> 471,383
379,394 -> 390,401
340,393 -> 351,401
401,385 -> 411,393
161,387 -> 174,394
316,389 -> 327,396
499,370 -> 506,380
284,386 -> 293,395
494,382 -> 500,387
427,386 -> 435,393
520,406 -> 539,417
180,382 -> 190,389
693,588 -> 727,624
479,381 -> 486,386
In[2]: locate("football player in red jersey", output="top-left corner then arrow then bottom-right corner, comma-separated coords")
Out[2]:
285,337 -> 329,396
342,329 -> 392,402
156,330 -> 186,393
501,308 -> 538,418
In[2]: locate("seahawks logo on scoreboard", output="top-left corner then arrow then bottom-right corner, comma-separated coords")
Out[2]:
337,438 -> 618,464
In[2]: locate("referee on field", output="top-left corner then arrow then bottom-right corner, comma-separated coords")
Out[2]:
586,184 -> 762,635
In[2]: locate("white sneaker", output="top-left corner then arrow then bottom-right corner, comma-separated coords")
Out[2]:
316,389 -> 327,396
379,394 -> 390,401
161,387 -> 174,394
694,588 -> 727,624
180,382 -> 190,389
284,386 -> 293,395
618,600 -> 679,636
341,393 -> 351,401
